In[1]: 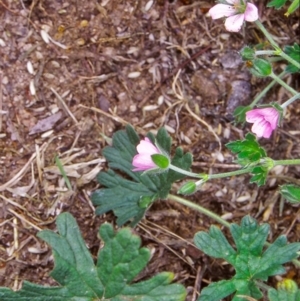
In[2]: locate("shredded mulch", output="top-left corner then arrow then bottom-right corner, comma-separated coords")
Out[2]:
0,0 -> 299,300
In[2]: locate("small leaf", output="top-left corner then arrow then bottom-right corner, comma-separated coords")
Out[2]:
194,226 -> 236,264
197,280 -> 236,301
285,0 -> 300,16
279,184 -> 300,203
284,43 -> 300,73
0,213 -> 186,301
249,166 -> 268,186
267,0 -> 287,9
226,133 -> 267,166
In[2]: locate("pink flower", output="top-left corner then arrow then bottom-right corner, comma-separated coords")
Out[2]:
132,137 -> 161,171
208,0 -> 258,32
246,107 -> 280,138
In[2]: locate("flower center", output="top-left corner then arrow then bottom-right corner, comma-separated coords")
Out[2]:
232,0 -> 247,13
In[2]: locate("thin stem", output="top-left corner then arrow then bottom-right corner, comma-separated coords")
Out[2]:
254,20 -> 280,49
208,167 -> 254,180
254,280 -> 273,292
255,50 -> 277,56
274,159 -> 300,166
281,93 -> 300,109
279,51 -> 300,69
269,72 -> 298,95
169,164 -> 203,178
168,194 -> 231,228
254,51 -> 300,70
250,71 -> 286,107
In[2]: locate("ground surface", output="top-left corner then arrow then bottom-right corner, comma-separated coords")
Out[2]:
0,0 -> 299,300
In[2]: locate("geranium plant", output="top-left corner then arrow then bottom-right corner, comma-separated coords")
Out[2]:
0,1 -> 299,301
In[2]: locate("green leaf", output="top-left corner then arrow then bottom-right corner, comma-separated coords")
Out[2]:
197,280 -> 236,301
249,166 -> 268,186
286,0 -> 300,16
268,279 -> 300,301
279,184 -> 300,203
267,0 -> 287,9
284,43 -> 300,73
226,133 -> 267,166
194,225 -> 236,264
92,125 -> 192,226
194,215 -> 300,301
0,213 -> 186,301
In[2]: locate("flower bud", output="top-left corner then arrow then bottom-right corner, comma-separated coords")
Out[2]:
279,184 -> 300,203
240,46 -> 256,61
178,182 -> 197,195
277,279 -> 298,293
249,58 -> 272,77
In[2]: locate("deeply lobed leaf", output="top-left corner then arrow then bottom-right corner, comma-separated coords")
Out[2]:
194,215 -> 300,301
0,213 -> 186,301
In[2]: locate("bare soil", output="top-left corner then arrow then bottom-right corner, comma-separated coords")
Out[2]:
0,0 -> 299,300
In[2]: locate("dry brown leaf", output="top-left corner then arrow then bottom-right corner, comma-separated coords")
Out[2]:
29,111 -> 62,135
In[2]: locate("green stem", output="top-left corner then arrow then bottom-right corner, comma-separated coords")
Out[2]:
250,71 -> 286,107
208,167 -> 254,180
255,51 -> 300,70
168,194 -> 231,228
255,50 -> 277,56
279,51 -> 300,69
254,20 -> 280,49
269,72 -> 298,95
169,164 -> 203,178
274,159 -> 300,166
281,93 -> 300,109
169,164 -> 254,180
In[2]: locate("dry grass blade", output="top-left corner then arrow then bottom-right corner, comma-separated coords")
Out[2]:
0,71 -> 2,132
50,87 -> 78,125
139,221 -> 196,269
0,143 -> 47,192
7,208 -> 42,232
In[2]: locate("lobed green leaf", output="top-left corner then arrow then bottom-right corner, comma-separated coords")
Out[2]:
0,213 -> 186,301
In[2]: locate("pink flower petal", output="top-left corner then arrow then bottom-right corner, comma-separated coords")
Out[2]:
244,3 -> 258,22
208,4 -> 237,19
132,137 -> 161,171
258,108 -> 279,129
132,154 -> 156,171
136,137 -> 160,155
246,109 -> 264,123
225,14 -> 245,32
251,119 -> 268,138
246,107 -> 280,138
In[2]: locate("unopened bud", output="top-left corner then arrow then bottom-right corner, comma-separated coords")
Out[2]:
178,182 -> 197,195
249,58 -> 272,77
277,279 -> 298,293
240,46 -> 255,61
